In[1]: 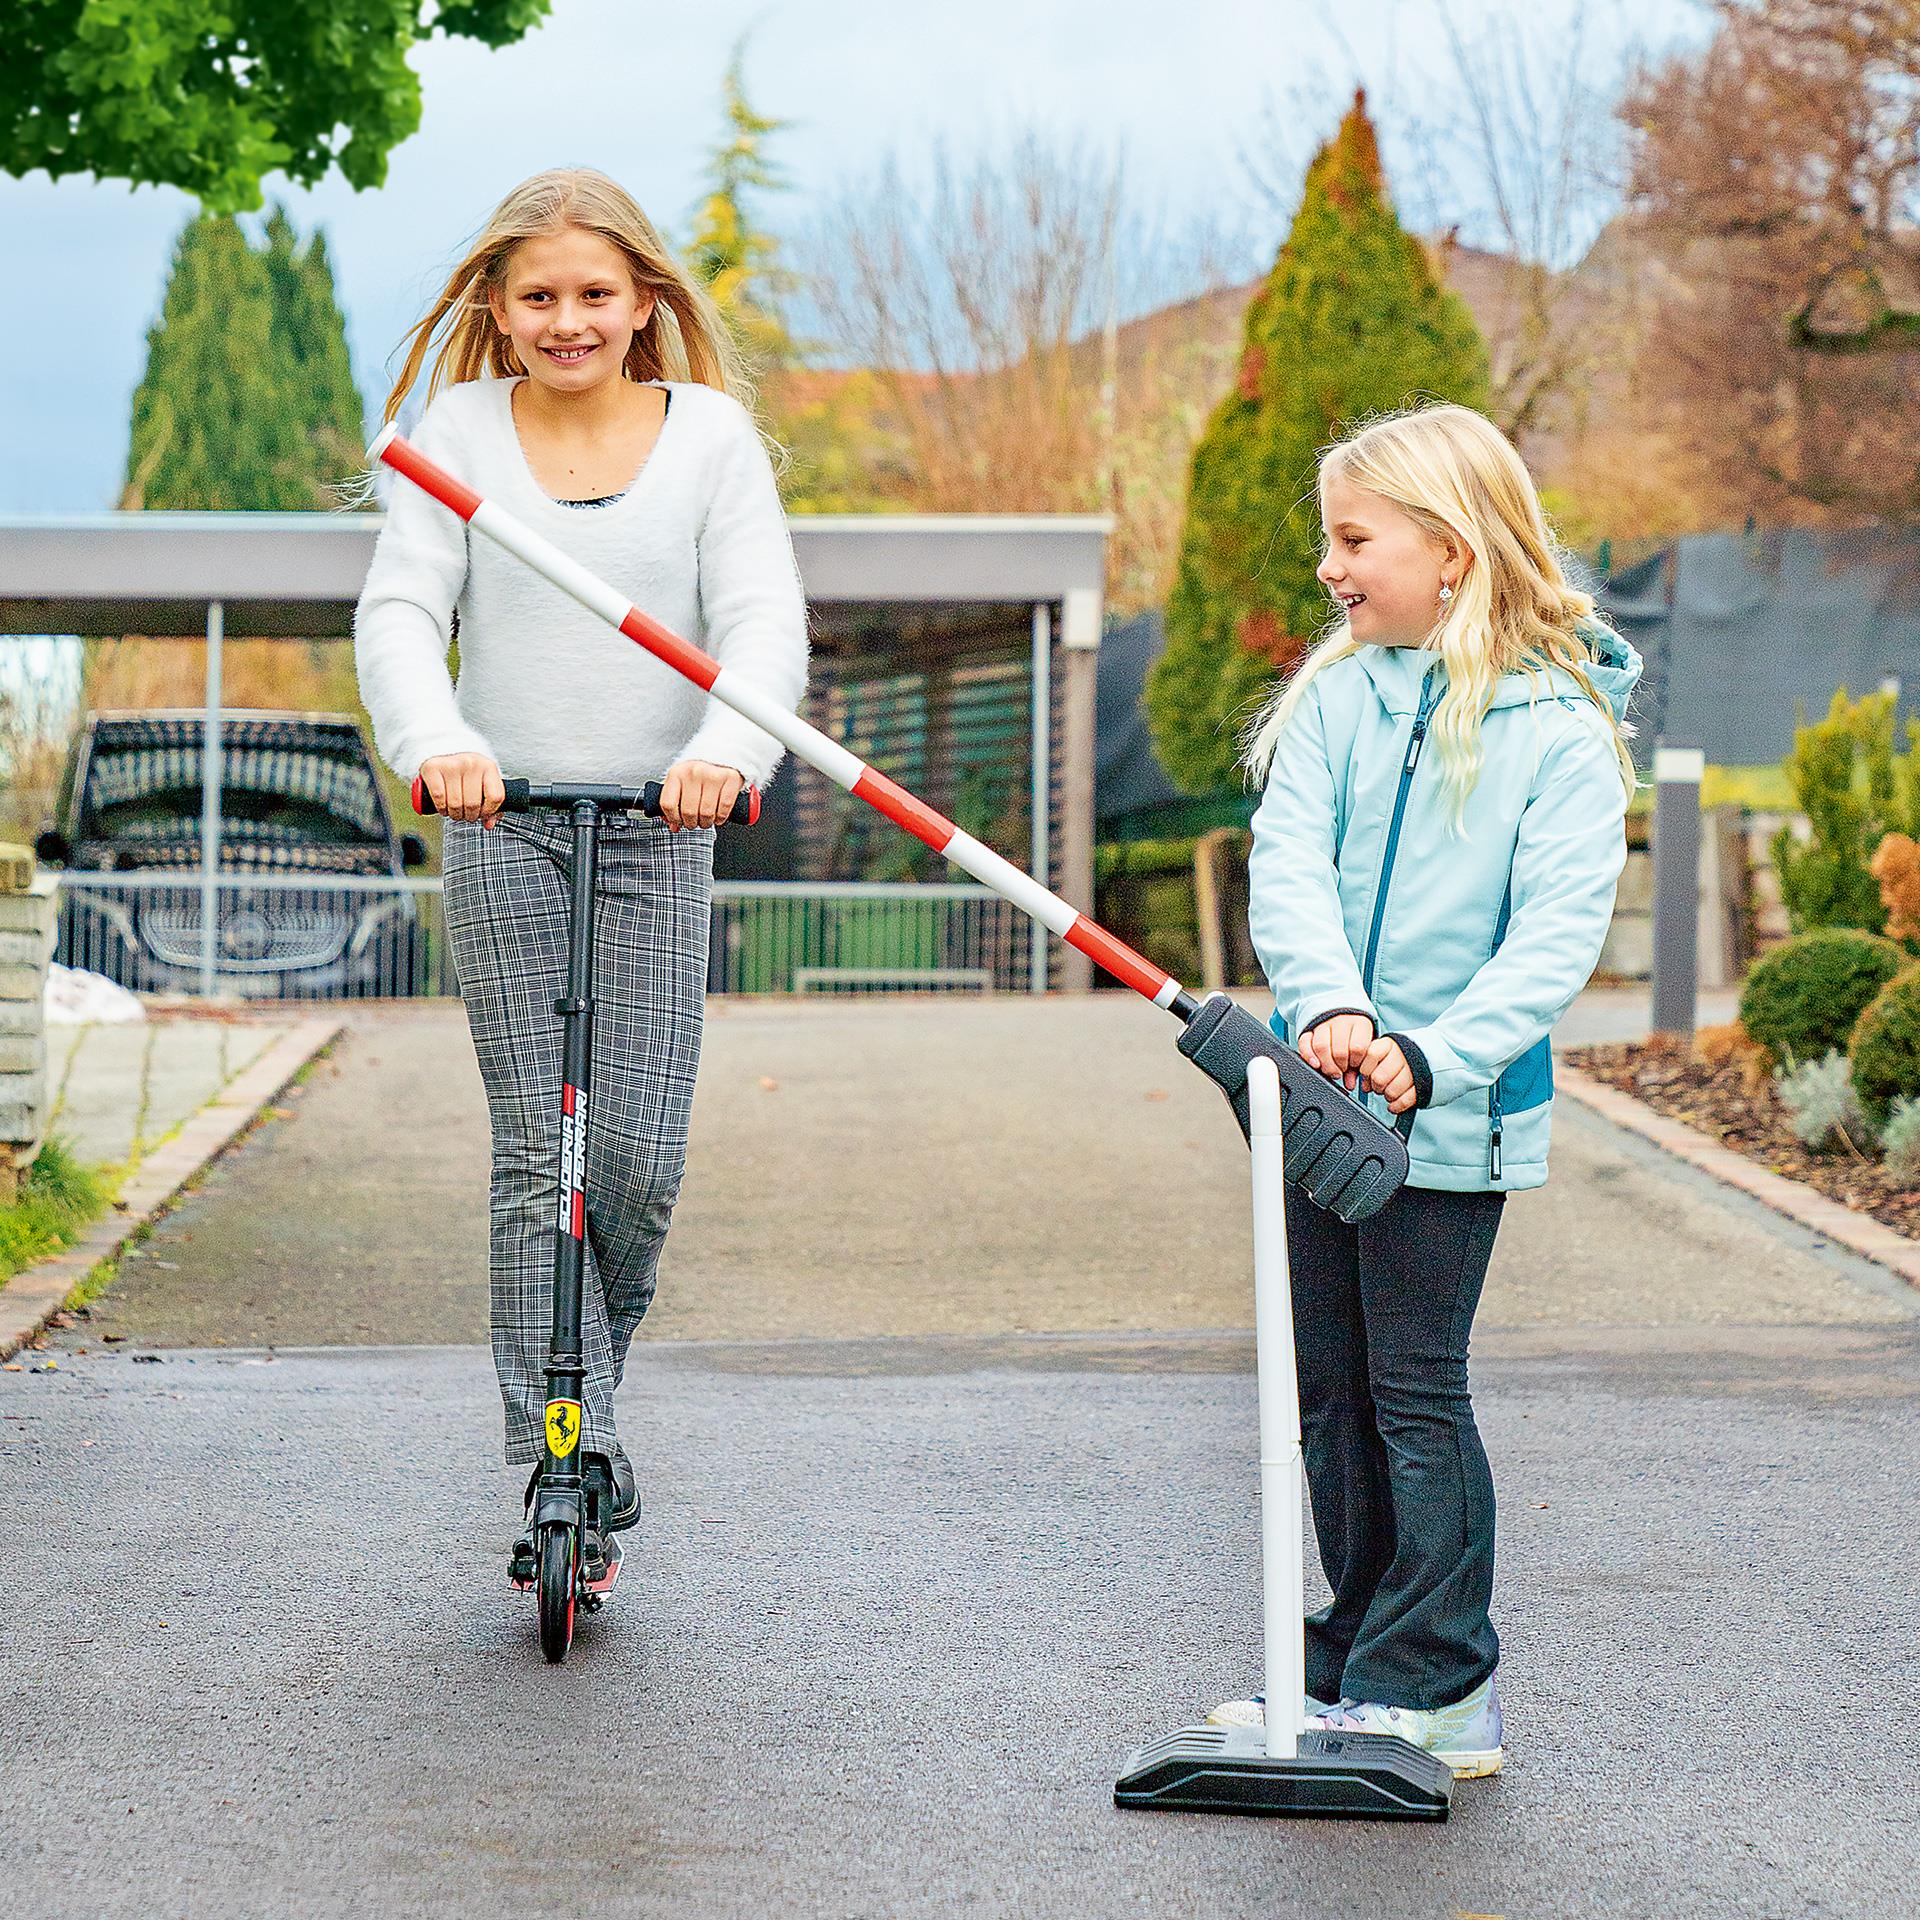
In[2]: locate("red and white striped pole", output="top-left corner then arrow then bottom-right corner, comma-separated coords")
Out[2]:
369,424 -> 1197,1021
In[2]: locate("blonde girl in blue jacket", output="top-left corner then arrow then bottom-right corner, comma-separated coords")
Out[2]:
1208,403 -> 1641,1778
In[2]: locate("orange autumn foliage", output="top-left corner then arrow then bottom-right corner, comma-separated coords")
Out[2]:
1870,832 -> 1920,945
1693,1020 -> 1772,1098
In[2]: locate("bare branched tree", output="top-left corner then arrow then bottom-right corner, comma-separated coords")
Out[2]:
795,133 -> 1252,611
0,638 -> 94,840
1427,0 -> 1625,444
1624,0 -> 1920,522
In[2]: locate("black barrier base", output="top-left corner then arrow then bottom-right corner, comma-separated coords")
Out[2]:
1114,1722 -> 1452,1820
1175,993 -> 1408,1221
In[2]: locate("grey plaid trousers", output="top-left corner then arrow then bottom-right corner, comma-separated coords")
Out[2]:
442,810 -> 714,1465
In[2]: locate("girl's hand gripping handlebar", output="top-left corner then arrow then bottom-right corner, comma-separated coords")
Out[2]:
411,776 -> 760,826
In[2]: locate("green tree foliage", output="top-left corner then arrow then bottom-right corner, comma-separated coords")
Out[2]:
4,1 -> 550,214
1146,91 -> 1491,795
124,208 -> 368,510
1772,687 -> 1920,936
687,41 -> 796,376
124,214 -> 303,510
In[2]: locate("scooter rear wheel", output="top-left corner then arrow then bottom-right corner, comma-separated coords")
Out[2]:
537,1521 -> 578,1664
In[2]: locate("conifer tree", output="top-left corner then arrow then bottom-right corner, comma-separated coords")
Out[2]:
124,209 -> 367,511
123,216 -> 309,510
107,210 -> 373,723
262,208 -> 369,491
1146,92 -> 1491,794
687,42 -> 796,376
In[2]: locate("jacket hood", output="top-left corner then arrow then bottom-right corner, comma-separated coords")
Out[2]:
1354,621 -> 1643,723
1570,621 -> 1643,724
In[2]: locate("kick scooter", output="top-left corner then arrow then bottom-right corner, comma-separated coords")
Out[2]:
413,772 -> 758,1663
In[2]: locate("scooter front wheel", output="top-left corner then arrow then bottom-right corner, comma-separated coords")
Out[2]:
537,1521 -> 578,1664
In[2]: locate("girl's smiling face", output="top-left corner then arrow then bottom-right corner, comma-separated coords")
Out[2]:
1316,470 -> 1463,648
489,226 -> 655,393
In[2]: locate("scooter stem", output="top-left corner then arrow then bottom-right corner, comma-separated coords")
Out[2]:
541,799 -> 599,1508
1248,1055 -> 1306,1761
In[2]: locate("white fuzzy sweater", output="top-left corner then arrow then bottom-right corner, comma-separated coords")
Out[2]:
354,377 -> 808,787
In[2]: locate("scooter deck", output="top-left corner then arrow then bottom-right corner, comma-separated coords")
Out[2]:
583,1535 -> 624,1595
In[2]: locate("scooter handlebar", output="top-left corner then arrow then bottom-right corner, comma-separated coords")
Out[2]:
411,774 -> 760,826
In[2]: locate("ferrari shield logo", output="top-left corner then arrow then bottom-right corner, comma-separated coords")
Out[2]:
545,1399 -> 582,1458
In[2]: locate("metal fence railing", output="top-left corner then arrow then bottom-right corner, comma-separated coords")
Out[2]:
52,875 -> 1037,1000
54,871 -> 452,1001
707,883 -> 1030,995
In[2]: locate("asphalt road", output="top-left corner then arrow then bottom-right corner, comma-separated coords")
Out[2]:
4,995 -> 1917,1918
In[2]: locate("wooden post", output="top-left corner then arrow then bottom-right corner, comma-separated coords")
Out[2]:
1058,588 -> 1102,992
1194,827 -> 1235,993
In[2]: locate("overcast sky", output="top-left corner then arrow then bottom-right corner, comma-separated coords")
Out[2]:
0,0 -> 1706,515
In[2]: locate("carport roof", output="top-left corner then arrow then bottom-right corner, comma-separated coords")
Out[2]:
0,511 -> 1111,638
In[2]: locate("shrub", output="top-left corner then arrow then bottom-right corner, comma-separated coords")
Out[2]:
1848,967 -> 1920,1129
1775,1051 -> 1874,1154
1771,687 -> 1920,935
1881,1095 -> 1920,1182
1737,928 -> 1906,1070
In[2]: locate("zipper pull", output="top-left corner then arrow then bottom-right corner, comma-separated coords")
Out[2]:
1404,670 -> 1439,774
1489,1122 -> 1503,1183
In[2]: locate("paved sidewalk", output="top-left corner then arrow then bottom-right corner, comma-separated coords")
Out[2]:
1,1010 -> 342,1359
46,1011 -> 302,1170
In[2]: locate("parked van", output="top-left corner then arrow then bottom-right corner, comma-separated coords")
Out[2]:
35,711 -> 433,999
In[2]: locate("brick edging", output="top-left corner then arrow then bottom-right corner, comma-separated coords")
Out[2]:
0,1017 -> 345,1360
1556,1061 -> 1920,1287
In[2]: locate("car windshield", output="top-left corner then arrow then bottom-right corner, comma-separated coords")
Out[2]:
76,722 -> 391,869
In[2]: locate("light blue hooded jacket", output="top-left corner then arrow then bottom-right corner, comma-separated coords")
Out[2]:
1247,627 -> 1642,1192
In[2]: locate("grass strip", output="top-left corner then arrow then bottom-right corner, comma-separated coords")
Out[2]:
0,1138 -> 112,1289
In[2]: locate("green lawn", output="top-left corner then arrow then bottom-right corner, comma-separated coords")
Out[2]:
1628,766 -> 1796,814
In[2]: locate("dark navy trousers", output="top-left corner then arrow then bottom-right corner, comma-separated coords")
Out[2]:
1287,1181 -> 1506,1711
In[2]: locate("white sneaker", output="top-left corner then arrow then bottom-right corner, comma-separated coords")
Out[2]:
1308,1675 -> 1504,1778
1205,1690 -> 1337,1730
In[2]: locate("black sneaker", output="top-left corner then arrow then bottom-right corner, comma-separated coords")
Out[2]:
521,1450 -> 639,1530
583,1449 -> 640,1532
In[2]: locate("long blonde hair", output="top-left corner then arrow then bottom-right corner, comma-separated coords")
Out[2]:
1242,404 -> 1638,830
378,167 -> 754,425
